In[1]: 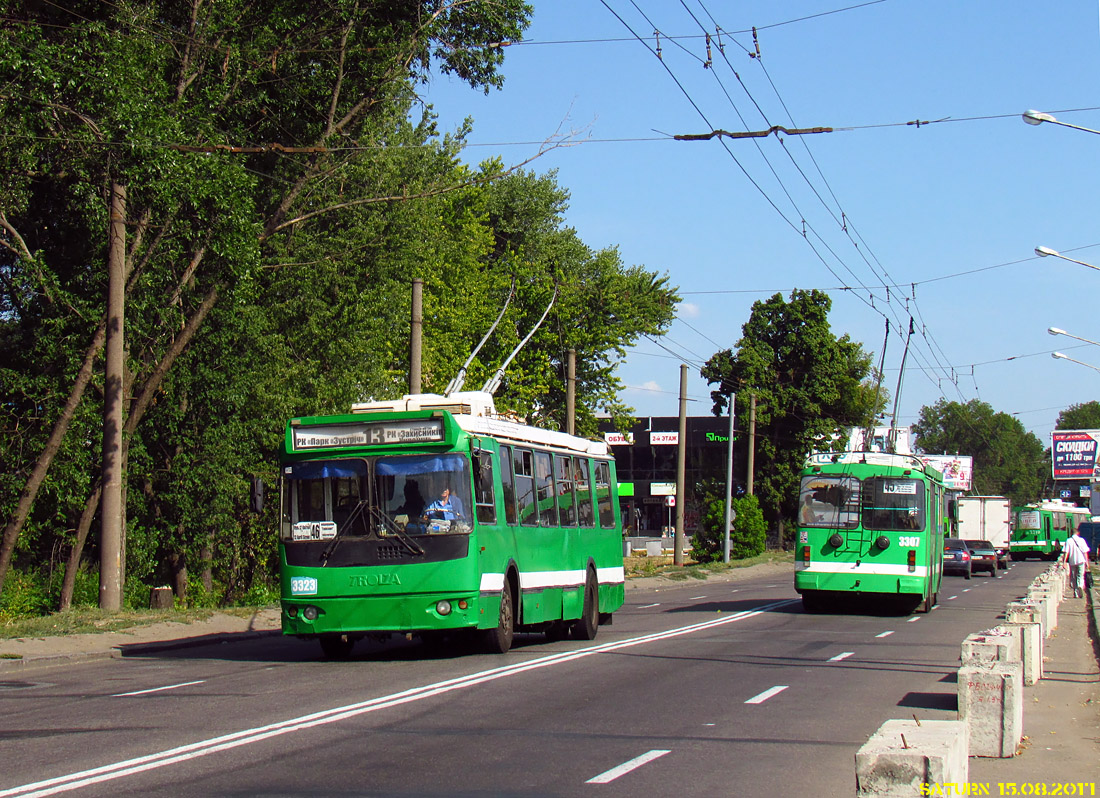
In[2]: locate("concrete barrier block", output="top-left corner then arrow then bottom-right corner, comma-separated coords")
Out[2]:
855,719 -> 968,797
960,626 -> 1020,665
1027,588 -> 1057,636
958,660 -> 1024,758
1002,621 -> 1043,684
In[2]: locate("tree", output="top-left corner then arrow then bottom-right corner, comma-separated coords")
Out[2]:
911,399 -> 1045,505
692,493 -> 767,563
700,290 -> 880,537
1055,401 -> 1100,432
0,0 -> 536,600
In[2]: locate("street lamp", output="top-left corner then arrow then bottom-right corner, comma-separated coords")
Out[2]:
1034,245 -> 1100,272
1052,351 -> 1100,375
1048,327 -> 1100,348
1022,109 -> 1100,135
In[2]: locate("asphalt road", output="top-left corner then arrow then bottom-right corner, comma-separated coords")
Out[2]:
0,561 -> 1045,797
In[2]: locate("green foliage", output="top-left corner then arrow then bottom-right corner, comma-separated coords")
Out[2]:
701,290 -> 879,531
0,569 -> 51,621
0,1 -> 680,618
692,494 -> 768,562
1055,401 -> 1100,432
912,399 -> 1045,505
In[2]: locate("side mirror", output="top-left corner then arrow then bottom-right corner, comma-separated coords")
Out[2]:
250,476 -> 265,513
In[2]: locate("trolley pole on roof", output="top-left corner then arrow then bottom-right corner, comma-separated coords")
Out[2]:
674,365 -> 688,566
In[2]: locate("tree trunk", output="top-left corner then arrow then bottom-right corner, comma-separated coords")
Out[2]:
170,549 -> 188,605
58,480 -> 103,611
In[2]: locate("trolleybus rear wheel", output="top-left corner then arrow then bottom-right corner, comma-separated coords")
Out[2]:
919,590 -> 936,614
571,571 -> 599,640
319,633 -> 355,659
483,580 -> 515,654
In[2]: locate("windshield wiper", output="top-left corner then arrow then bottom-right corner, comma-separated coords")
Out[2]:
369,505 -> 425,557
319,500 -> 371,566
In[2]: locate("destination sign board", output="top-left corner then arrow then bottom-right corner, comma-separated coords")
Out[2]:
292,419 -> 445,451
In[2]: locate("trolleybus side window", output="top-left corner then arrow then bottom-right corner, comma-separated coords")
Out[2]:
499,445 -> 517,526
555,454 -> 577,526
862,477 -> 925,532
595,461 -> 616,528
535,450 -> 557,527
513,447 -> 538,527
576,459 -> 595,528
473,449 -> 496,525
798,475 -> 859,528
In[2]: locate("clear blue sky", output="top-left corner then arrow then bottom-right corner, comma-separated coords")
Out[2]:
422,0 -> 1100,445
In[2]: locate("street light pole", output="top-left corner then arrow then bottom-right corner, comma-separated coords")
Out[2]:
1048,327 -> 1100,348
1022,109 -> 1100,136
1034,246 -> 1100,272
1051,351 -> 1100,375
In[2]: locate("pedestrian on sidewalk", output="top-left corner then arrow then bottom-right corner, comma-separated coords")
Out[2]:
1061,527 -> 1091,598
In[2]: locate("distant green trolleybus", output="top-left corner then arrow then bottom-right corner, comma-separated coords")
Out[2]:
278,391 -> 625,658
794,452 -> 948,614
1009,500 -> 1090,561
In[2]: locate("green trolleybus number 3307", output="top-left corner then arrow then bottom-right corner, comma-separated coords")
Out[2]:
277,391 -> 625,658
794,451 -> 950,615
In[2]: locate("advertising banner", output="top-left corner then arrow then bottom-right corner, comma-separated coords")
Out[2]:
917,454 -> 973,491
1051,430 -> 1100,479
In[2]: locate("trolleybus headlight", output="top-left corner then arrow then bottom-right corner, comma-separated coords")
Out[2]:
874,536 -> 890,550
436,600 -> 452,616
828,533 -> 844,548
302,605 -> 320,621
286,605 -> 299,618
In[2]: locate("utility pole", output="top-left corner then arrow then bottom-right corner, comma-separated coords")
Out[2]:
410,279 -> 422,394
566,349 -> 575,435
674,365 -> 688,566
723,391 -> 735,563
747,394 -> 757,495
99,182 -> 125,611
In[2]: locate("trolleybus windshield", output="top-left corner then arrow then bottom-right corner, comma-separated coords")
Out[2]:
281,453 -> 473,542
862,477 -> 924,531
798,475 -> 860,528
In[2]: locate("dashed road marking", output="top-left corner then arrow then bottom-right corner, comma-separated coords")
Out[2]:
112,681 -> 206,698
827,652 -> 854,662
875,631 -> 894,638
745,685 -> 789,704
586,750 -> 671,784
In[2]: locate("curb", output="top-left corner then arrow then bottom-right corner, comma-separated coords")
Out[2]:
0,629 -> 281,674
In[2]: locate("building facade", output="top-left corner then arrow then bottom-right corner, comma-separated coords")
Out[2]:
598,416 -> 739,536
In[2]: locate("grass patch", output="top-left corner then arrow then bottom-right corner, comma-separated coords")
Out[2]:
0,606 -> 272,640
624,549 -> 793,581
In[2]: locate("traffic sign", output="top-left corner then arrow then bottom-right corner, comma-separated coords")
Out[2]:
665,495 -> 676,507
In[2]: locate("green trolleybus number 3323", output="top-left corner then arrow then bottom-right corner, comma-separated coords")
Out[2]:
276,391 -> 625,659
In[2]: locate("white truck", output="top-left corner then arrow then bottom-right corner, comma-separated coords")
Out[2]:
955,495 -> 1012,569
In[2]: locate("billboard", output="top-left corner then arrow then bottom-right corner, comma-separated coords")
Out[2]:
917,455 -> 973,491
1051,430 -> 1100,479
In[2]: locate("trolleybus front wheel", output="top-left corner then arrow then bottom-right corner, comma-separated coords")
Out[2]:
571,571 -> 600,640
483,581 -> 515,654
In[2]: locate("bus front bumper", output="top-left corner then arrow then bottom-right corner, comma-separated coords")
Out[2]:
282,592 -> 482,637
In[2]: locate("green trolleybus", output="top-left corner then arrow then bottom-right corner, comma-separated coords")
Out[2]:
278,391 -> 625,658
1009,500 -> 1089,561
794,451 -> 948,614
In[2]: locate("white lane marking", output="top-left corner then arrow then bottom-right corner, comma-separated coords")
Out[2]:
907,616 -> 921,623
745,685 -> 789,704
586,750 -> 671,784
729,589 -> 739,593
827,652 -> 854,662
0,600 -> 797,797
963,589 -> 971,593
875,631 -> 894,638
947,595 -> 958,600
112,681 -> 205,698
689,595 -> 707,600
637,603 -> 660,609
